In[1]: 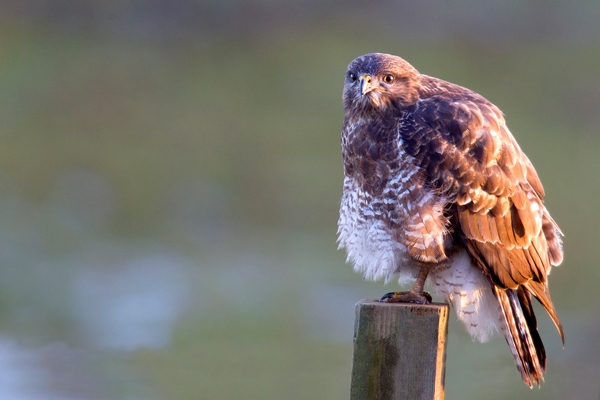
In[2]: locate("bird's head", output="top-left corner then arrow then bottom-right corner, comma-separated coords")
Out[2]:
343,53 -> 421,114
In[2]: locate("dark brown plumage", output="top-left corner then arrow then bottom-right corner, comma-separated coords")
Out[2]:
337,53 -> 563,387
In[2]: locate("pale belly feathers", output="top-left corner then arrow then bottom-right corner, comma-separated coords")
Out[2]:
337,176 -> 502,343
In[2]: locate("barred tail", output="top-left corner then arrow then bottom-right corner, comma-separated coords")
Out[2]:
494,286 -> 546,387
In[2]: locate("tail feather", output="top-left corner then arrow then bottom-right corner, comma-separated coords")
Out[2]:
494,286 -> 546,387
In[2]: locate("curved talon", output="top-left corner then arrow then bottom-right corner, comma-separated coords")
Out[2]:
379,291 -> 432,304
423,291 -> 432,303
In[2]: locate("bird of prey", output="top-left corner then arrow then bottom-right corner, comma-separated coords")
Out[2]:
337,53 -> 564,387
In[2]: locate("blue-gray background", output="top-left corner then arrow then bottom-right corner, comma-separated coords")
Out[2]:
0,1 -> 598,399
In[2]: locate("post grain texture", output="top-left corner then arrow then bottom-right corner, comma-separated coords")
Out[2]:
350,300 -> 449,400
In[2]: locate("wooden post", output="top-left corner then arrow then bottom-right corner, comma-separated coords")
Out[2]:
350,299 -> 449,400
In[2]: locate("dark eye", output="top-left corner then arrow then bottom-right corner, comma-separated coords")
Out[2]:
348,72 -> 357,82
383,74 -> 395,84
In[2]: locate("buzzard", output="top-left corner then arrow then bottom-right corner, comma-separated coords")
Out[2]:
337,53 -> 564,387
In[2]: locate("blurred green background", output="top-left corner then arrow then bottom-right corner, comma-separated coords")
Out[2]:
0,1 -> 598,399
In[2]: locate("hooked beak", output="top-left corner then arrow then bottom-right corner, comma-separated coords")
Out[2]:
359,74 -> 374,95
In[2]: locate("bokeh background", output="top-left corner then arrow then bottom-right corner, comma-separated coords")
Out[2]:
0,1 -> 599,399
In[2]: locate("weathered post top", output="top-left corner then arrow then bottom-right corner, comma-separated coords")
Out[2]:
350,300 -> 449,400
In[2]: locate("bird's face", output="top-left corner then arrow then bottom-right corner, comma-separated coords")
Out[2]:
343,53 -> 420,114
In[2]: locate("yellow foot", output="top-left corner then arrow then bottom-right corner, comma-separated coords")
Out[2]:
379,291 -> 432,304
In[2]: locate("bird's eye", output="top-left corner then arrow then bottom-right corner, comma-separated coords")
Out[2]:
348,72 -> 357,82
383,74 -> 395,84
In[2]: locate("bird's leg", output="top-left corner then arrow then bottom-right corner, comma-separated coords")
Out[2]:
380,264 -> 432,304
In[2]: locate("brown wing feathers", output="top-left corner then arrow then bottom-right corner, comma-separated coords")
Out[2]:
525,280 -> 565,343
403,83 -> 563,386
460,130 -> 562,386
